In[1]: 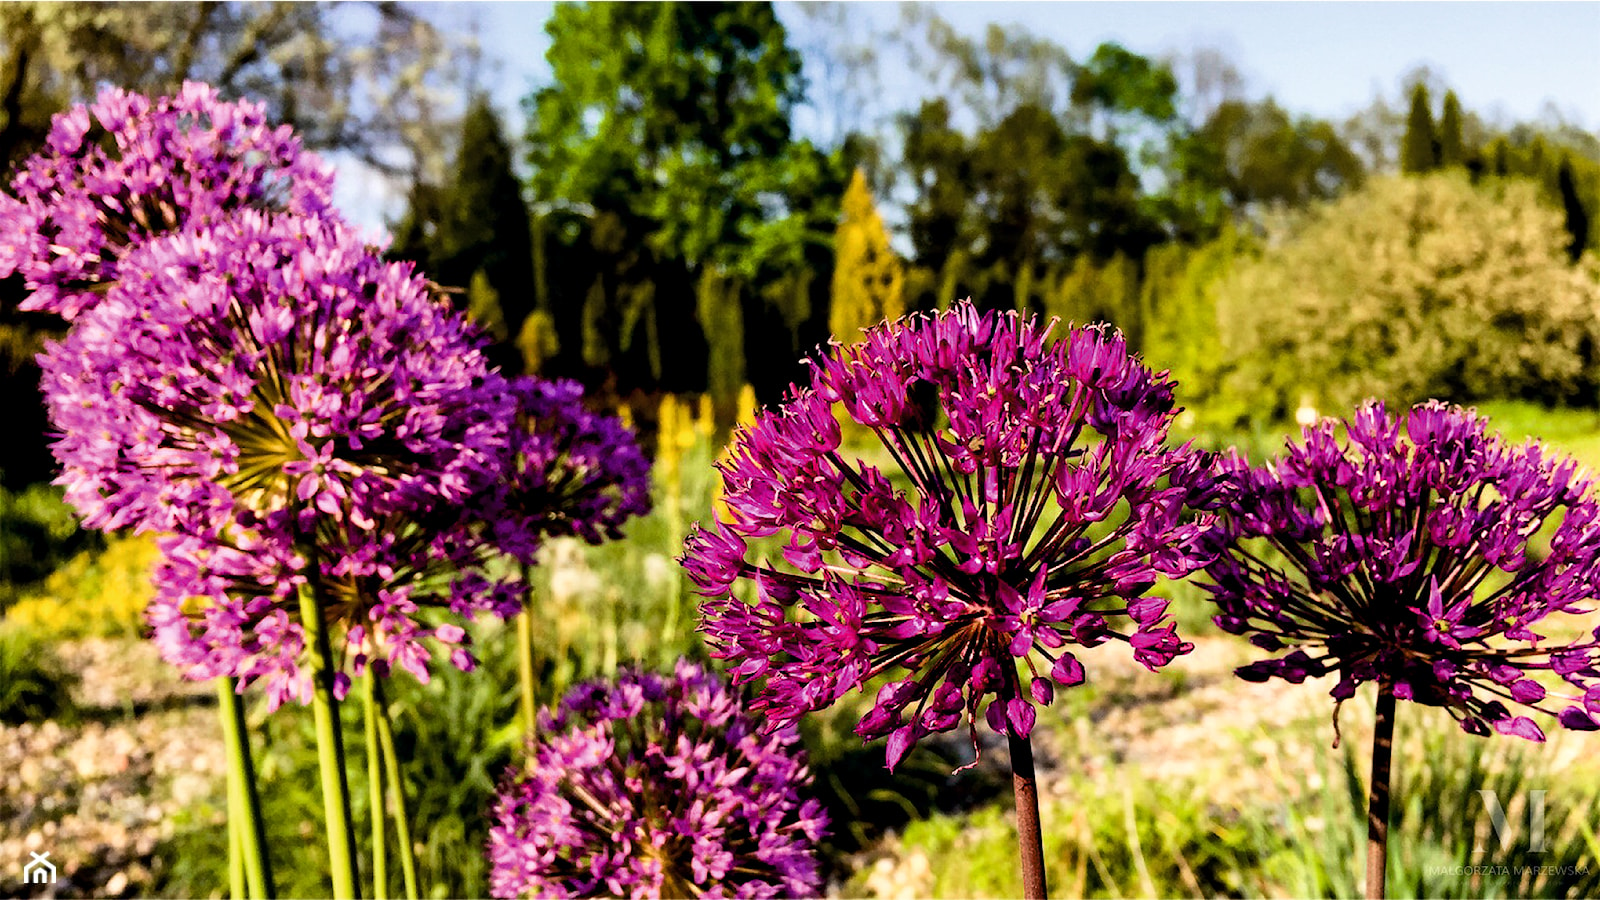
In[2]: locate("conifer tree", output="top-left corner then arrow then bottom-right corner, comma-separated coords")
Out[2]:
1401,83 -> 1437,174
829,169 -> 906,344
439,96 -> 538,361
1438,90 -> 1465,168
1558,155 -> 1591,263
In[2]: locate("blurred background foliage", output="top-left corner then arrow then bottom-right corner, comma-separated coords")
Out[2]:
4,2 -> 1600,897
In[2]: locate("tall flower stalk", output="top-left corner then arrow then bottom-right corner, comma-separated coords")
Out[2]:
682,302 -> 1219,897
1201,401 -> 1600,898
217,676 -> 273,898
501,377 -> 650,732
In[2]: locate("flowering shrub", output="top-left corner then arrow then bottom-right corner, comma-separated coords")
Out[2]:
683,301 -> 1219,768
1204,400 -> 1600,739
0,82 -> 334,320
487,661 -> 827,899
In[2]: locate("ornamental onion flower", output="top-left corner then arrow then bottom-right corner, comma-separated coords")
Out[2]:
1200,399 -> 1600,898
504,376 -> 652,549
487,660 -> 828,899
1204,400 -> 1600,739
39,210 -> 529,704
683,301 -> 1216,769
0,82 -> 335,320
682,301 -> 1218,896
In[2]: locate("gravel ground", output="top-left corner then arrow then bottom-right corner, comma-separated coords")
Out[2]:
2,640 -> 222,899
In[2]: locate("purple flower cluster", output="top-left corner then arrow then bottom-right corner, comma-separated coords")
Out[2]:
503,376 -> 652,550
683,301 -> 1217,768
0,82 -> 334,320
9,84 -> 651,710
40,211 -> 528,706
487,661 -> 827,899
1204,400 -> 1600,740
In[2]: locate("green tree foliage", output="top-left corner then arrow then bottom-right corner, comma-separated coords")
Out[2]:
829,169 -> 904,343
523,2 -> 841,406
1217,173 -> 1600,418
0,2 -> 471,176
1558,155 -> 1591,262
1437,90 -> 1465,168
1401,83 -> 1438,174
1185,99 -> 1365,212
893,14 -> 1178,313
392,96 -> 536,370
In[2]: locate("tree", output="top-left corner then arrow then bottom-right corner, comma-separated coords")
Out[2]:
1217,173 -> 1600,417
1188,99 -> 1365,212
524,2 -> 840,405
392,95 -> 537,371
1559,155 -> 1591,263
1438,90 -> 1465,168
0,2 -> 473,178
1401,83 -> 1437,174
829,169 -> 904,343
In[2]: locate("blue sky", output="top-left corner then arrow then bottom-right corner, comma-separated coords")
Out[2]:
464,1 -> 1600,128
339,1 -> 1600,230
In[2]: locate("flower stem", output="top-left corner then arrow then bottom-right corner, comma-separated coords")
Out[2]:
228,793 -> 245,900
1366,680 -> 1397,900
217,676 -> 274,898
1009,731 -> 1049,899
297,581 -> 360,900
364,671 -> 388,900
373,675 -> 420,900
517,569 -> 539,736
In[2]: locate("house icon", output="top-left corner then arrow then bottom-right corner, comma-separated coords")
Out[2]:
23,852 -> 55,885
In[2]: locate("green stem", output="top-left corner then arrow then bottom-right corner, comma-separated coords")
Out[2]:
364,671 -> 388,900
217,676 -> 274,898
373,676 -> 420,900
517,571 -> 538,736
228,781 -> 245,900
298,581 -> 360,900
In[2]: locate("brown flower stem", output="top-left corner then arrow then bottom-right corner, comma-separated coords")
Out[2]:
1010,730 -> 1049,899
1366,680 -> 1397,900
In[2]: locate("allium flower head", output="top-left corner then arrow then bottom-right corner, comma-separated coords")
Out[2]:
486,661 -> 828,899
0,81 -> 334,319
498,376 -> 653,558
682,301 -> 1216,769
1204,400 -> 1600,740
39,210 -> 525,706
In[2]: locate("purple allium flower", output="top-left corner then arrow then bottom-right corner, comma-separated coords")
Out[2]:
1203,400 -> 1600,740
39,210 -> 527,706
486,660 -> 828,899
681,301 -> 1216,769
0,82 -> 334,320
40,210 -> 511,536
501,376 -> 653,554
